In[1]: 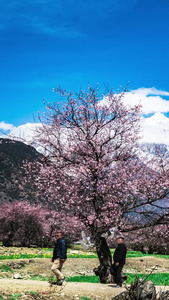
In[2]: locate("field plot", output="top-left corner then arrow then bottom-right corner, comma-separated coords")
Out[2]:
0,247 -> 169,300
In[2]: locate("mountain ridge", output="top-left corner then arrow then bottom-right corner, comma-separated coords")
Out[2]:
0,138 -> 42,204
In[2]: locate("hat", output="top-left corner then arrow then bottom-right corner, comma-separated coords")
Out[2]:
116,236 -> 124,240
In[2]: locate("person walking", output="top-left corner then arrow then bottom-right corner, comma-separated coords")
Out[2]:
111,236 -> 127,287
51,231 -> 67,285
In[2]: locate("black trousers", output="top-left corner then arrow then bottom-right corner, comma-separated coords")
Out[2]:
111,263 -> 124,286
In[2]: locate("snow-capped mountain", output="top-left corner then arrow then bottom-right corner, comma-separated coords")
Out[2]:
4,112 -> 169,155
140,112 -> 169,146
7,123 -> 45,154
8,123 -> 41,142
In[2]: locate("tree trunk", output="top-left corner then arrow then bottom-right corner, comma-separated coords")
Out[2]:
93,235 -> 114,283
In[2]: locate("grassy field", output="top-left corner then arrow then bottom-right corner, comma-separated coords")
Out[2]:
0,246 -> 169,287
0,248 -> 169,260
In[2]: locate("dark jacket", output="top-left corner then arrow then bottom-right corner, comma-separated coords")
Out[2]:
113,243 -> 127,265
52,238 -> 67,260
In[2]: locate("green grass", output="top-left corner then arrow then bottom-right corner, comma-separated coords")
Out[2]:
110,250 -> 169,259
0,293 -> 38,300
8,293 -> 24,300
0,250 -> 169,260
68,254 -> 97,258
0,248 -> 169,261
125,251 -> 169,259
0,253 -> 52,260
67,275 -> 100,283
0,264 -> 13,272
126,273 -> 169,286
80,297 -> 92,300
0,294 -> 24,300
41,248 -> 53,251
66,273 -> 169,286
29,274 -> 55,281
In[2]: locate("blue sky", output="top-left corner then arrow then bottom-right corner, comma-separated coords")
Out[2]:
1,0 -> 169,129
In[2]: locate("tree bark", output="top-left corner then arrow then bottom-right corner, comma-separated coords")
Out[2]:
93,234 -> 114,283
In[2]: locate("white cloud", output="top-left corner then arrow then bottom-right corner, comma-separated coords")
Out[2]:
132,87 -> 169,96
0,121 -> 16,131
123,87 -> 169,115
101,88 -> 169,145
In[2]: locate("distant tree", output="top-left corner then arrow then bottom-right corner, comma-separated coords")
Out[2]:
0,201 -> 45,247
125,223 -> 169,255
0,201 -> 83,247
27,85 -> 169,283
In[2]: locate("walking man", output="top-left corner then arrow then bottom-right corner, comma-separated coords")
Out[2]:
51,231 -> 67,285
111,236 -> 127,287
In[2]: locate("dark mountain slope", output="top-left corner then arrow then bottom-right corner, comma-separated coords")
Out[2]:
0,138 -> 41,204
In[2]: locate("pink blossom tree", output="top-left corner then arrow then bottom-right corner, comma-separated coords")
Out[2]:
0,201 -> 83,247
0,201 -> 45,247
28,85 -> 169,283
123,223 -> 169,255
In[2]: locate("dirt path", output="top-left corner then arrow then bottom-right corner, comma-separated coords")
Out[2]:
0,278 -> 125,299
0,278 -> 169,300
